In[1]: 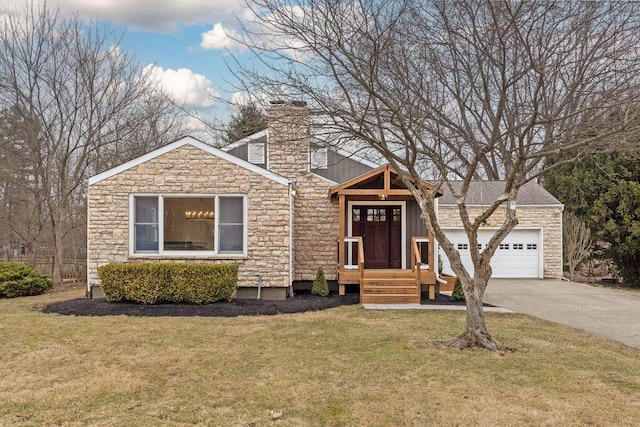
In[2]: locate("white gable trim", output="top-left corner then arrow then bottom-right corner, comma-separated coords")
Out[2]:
308,136 -> 381,169
310,171 -> 338,185
331,146 -> 381,169
221,129 -> 269,152
88,136 -> 289,186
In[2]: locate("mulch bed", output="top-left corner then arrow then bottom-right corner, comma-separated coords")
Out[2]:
42,291 -> 361,317
42,290 -> 486,317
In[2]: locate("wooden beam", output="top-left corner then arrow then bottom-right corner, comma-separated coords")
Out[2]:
428,231 -> 435,271
335,189 -> 413,196
384,166 -> 390,191
329,165 -> 389,196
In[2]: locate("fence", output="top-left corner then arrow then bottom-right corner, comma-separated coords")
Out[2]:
1,250 -> 86,282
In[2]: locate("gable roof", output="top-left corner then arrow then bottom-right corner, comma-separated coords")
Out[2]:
308,136 -> 381,169
438,180 -> 562,206
220,129 -> 381,171
330,165 -> 443,198
88,136 -> 290,186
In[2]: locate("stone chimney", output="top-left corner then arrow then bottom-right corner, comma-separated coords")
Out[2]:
266,101 -> 311,179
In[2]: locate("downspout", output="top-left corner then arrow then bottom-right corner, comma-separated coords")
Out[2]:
85,191 -> 91,298
288,181 -> 295,297
256,275 -> 262,299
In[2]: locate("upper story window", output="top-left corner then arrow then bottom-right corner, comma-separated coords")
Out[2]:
131,195 -> 246,256
310,147 -> 328,170
248,142 -> 265,164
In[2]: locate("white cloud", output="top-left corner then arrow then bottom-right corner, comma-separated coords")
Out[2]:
144,64 -> 219,108
200,23 -> 245,51
231,91 -> 272,108
0,0 -> 245,32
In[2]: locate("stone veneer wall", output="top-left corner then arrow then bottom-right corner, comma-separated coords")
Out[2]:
292,174 -> 339,281
266,104 -> 339,281
87,144 -> 291,290
438,205 -> 563,279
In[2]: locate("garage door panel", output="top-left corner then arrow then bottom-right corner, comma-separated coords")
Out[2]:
442,229 -> 541,278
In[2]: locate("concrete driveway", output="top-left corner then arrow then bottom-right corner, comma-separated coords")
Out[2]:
483,279 -> 640,349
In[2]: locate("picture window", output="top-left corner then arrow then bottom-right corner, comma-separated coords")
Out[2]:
132,195 -> 246,255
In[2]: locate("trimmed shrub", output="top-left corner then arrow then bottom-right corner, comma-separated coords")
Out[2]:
451,277 -> 465,301
311,266 -> 329,297
0,262 -> 53,298
98,262 -> 238,304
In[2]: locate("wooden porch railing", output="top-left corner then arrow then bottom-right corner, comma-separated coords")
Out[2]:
338,235 -> 436,302
356,236 -> 365,293
412,236 -> 436,300
338,236 -> 364,295
411,237 -> 422,298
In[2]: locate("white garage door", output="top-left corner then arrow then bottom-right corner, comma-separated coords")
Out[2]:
441,229 -> 541,278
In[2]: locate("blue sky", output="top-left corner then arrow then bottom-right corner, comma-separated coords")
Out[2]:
2,0 -> 259,125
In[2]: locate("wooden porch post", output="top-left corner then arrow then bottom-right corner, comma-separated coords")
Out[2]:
428,231 -> 435,270
338,194 -> 346,296
428,230 -> 436,300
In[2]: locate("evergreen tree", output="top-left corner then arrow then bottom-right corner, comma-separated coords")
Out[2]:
225,104 -> 267,143
311,266 -> 329,297
544,152 -> 640,286
451,278 -> 465,301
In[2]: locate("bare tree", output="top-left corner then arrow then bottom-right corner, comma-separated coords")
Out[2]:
233,0 -> 640,349
563,211 -> 592,281
0,2 -> 185,283
0,106 -> 52,265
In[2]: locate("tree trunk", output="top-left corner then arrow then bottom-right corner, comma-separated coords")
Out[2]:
51,209 -> 65,285
444,278 -> 498,351
52,229 -> 64,285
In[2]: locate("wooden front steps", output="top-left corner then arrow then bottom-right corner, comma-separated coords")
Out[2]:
360,269 -> 420,304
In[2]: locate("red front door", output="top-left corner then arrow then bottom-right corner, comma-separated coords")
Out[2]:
352,206 -> 402,269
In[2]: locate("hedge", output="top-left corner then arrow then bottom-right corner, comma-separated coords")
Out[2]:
98,262 -> 238,304
0,262 -> 53,298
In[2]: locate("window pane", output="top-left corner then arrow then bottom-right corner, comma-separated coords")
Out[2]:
219,225 -> 243,253
219,196 -> 244,253
135,196 -> 158,223
219,197 -> 243,223
164,197 -> 215,251
135,224 -> 158,251
134,197 -> 158,252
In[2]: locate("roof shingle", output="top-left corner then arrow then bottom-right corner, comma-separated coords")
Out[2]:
438,181 -> 562,206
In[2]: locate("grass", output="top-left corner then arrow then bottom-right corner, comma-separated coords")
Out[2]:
1,286 -> 639,426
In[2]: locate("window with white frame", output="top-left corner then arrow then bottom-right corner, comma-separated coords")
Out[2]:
310,147 -> 328,169
248,142 -> 265,164
132,195 -> 246,255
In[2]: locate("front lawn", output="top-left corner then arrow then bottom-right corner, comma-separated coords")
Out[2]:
1,287 -> 639,426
